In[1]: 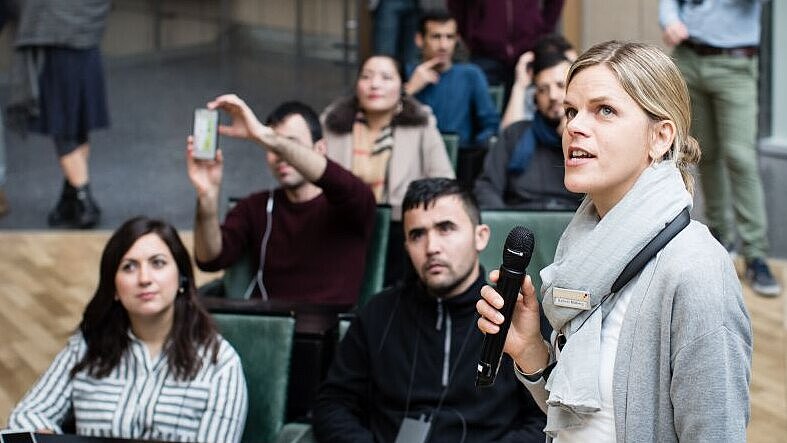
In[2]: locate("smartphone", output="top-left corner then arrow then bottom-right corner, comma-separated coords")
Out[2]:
0,431 -> 37,443
192,108 -> 219,160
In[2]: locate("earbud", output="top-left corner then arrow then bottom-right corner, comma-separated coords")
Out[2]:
179,275 -> 189,294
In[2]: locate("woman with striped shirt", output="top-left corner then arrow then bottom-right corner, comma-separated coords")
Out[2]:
8,217 -> 248,442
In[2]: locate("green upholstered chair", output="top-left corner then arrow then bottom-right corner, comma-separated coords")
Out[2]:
272,313 -> 355,443
488,84 -> 505,114
213,312 -> 296,443
357,205 -> 391,308
222,252 -> 255,299
440,132 -> 460,171
479,210 -> 574,298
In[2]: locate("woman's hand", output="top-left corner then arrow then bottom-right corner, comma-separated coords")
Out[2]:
477,270 -> 549,373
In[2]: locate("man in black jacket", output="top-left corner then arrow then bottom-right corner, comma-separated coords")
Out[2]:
314,178 -> 547,442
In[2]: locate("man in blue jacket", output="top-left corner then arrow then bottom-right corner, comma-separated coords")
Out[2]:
405,10 -> 500,188
405,10 -> 499,151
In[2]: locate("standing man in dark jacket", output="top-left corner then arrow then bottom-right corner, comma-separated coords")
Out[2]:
446,0 -> 565,101
314,177 -> 547,442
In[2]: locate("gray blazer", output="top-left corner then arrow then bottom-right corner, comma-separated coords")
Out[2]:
522,221 -> 752,442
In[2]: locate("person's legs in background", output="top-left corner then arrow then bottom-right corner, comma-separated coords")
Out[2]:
675,47 -> 734,248
396,1 -> 419,67
373,0 -> 420,67
705,54 -> 779,296
39,46 -> 108,229
48,137 -> 100,228
679,44 -> 780,297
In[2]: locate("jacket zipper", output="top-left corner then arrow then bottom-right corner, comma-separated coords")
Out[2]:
435,299 -> 452,387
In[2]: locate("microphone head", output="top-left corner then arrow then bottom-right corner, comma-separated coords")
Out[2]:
502,226 -> 535,271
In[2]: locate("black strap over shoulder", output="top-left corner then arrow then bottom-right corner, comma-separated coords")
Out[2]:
610,207 -> 691,293
541,207 -> 691,383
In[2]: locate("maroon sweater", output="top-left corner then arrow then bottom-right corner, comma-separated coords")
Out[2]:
197,160 -> 377,305
447,0 -> 565,67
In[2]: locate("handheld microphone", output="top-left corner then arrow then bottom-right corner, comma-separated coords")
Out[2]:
476,226 -> 535,387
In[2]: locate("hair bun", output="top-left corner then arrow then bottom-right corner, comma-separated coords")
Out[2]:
679,135 -> 701,167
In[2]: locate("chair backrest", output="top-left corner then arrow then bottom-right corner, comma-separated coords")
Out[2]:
213,312 -> 296,443
358,205 -> 391,307
222,252 -> 254,299
488,84 -> 505,114
479,210 -> 573,297
440,132 -> 460,170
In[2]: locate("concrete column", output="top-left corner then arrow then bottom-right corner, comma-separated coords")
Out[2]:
759,0 -> 787,258
765,0 -> 787,149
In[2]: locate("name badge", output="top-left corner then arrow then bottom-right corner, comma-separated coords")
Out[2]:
552,287 -> 591,310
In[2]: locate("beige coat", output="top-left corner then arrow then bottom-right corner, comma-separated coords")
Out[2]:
324,111 -> 455,220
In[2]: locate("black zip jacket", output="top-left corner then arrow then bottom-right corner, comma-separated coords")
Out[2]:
313,270 -> 547,443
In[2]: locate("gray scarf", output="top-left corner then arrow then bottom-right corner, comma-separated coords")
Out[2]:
540,161 -> 692,437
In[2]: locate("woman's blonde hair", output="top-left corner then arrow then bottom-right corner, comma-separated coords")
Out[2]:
567,40 -> 701,193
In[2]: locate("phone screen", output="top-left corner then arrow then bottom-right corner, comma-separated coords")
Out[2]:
193,108 -> 219,160
0,432 -> 37,443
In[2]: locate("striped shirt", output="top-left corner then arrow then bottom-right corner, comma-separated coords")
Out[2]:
8,332 -> 248,443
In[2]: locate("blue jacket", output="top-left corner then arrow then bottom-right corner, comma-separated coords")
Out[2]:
407,62 -> 500,148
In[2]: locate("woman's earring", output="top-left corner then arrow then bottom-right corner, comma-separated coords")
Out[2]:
179,275 -> 188,295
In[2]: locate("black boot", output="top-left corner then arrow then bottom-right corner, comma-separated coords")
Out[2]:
73,183 -> 101,229
47,180 -> 77,227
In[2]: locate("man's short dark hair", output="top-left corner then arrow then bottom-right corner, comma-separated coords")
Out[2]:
534,34 -> 573,57
532,50 -> 570,78
402,178 -> 481,225
264,101 -> 322,144
418,9 -> 454,36
532,34 -> 573,78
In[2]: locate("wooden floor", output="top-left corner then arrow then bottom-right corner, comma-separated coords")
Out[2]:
1,231 -> 785,441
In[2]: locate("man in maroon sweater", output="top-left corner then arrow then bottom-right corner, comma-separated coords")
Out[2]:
186,95 -> 376,304
446,0 -> 565,101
